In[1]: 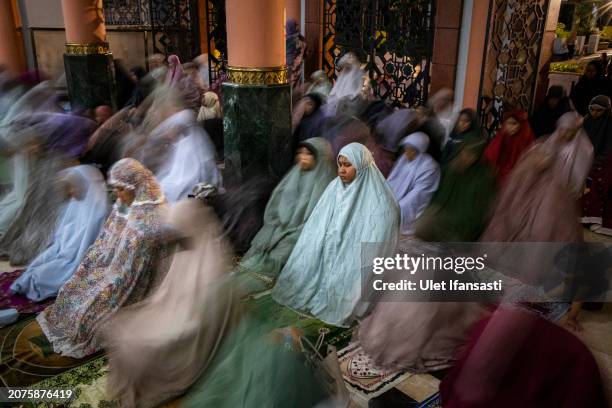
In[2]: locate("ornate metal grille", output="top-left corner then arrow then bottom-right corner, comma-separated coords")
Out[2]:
323,0 -> 435,107
205,0 -> 228,85
103,0 -> 200,62
104,0 -> 148,26
150,0 -> 200,61
479,0 -> 549,131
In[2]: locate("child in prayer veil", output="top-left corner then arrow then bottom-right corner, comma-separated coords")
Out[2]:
235,138 -> 335,295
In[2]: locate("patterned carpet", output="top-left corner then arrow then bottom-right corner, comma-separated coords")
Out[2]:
15,294 -> 441,408
0,317 -> 101,388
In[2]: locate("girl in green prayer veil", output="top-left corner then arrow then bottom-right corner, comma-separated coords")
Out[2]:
235,137 -> 336,295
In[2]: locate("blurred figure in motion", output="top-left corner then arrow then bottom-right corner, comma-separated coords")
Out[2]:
207,174 -> 278,255
306,69 -> 332,101
94,105 -> 112,126
37,159 -> 169,358
198,91 -> 224,157
139,86 -> 221,203
114,59 -> 137,109
286,18 -> 307,97
165,55 -> 202,115
373,108 -> 423,174
193,53 -> 210,91
484,110 -> 535,186
183,61 -> 207,97
426,88 -> 456,144
0,113 -> 97,266
181,317 -> 330,408
1,80 -> 58,128
482,112 -> 593,330
440,307 -> 607,408
292,93 -> 325,143
10,165 -> 109,301
273,143 -> 399,326
387,132 -> 440,236
440,108 -> 486,166
326,116 -> 395,177
139,53 -> 167,98
234,138 -> 335,295
357,137 -> 491,374
323,52 -> 365,117
104,199 -> 241,408
415,137 -> 495,243
82,107 -> 134,176
530,85 -> 571,138
359,76 -> 393,132
0,134 -> 32,236
197,91 -> 221,123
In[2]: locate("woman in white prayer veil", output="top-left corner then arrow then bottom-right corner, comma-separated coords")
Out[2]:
10,165 -> 109,301
0,81 -> 58,128
0,128 -> 37,235
0,81 -> 58,204
323,52 -> 366,117
152,109 -> 221,202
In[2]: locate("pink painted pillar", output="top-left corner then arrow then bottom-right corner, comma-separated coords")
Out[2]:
0,0 -> 25,75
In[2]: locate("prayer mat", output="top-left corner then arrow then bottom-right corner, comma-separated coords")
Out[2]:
25,356 -> 109,408
338,343 -> 441,408
338,343 -> 413,399
0,317 -> 101,387
244,293 -> 353,350
0,270 -> 54,315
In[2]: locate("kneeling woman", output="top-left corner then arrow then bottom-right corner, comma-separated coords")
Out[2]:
104,199 -> 242,408
11,165 -> 109,301
272,143 -> 399,326
37,158 -> 168,358
235,137 -> 336,294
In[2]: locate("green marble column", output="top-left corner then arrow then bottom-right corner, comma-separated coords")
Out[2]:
222,67 -> 292,182
63,43 -> 116,110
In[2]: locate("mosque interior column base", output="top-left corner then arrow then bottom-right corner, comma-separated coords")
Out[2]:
63,50 -> 116,110
222,82 -> 292,183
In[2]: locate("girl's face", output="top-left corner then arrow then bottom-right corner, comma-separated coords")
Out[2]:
296,147 -> 316,171
338,155 -> 357,184
589,105 -> 607,119
115,186 -> 136,206
503,117 -> 521,136
456,113 -> 472,134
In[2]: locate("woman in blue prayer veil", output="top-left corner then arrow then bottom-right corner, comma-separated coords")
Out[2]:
272,142 -> 399,326
11,165 -> 109,301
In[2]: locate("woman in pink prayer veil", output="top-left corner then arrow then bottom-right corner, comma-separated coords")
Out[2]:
165,55 -> 184,86
481,111 -> 594,330
102,199 -> 242,408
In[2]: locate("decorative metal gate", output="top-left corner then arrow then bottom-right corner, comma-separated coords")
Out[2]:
104,0 -> 200,63
323,0 -> 435,107
205,0 -> 228,86
479,0 -> 549,132
149,0 -> 200,60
